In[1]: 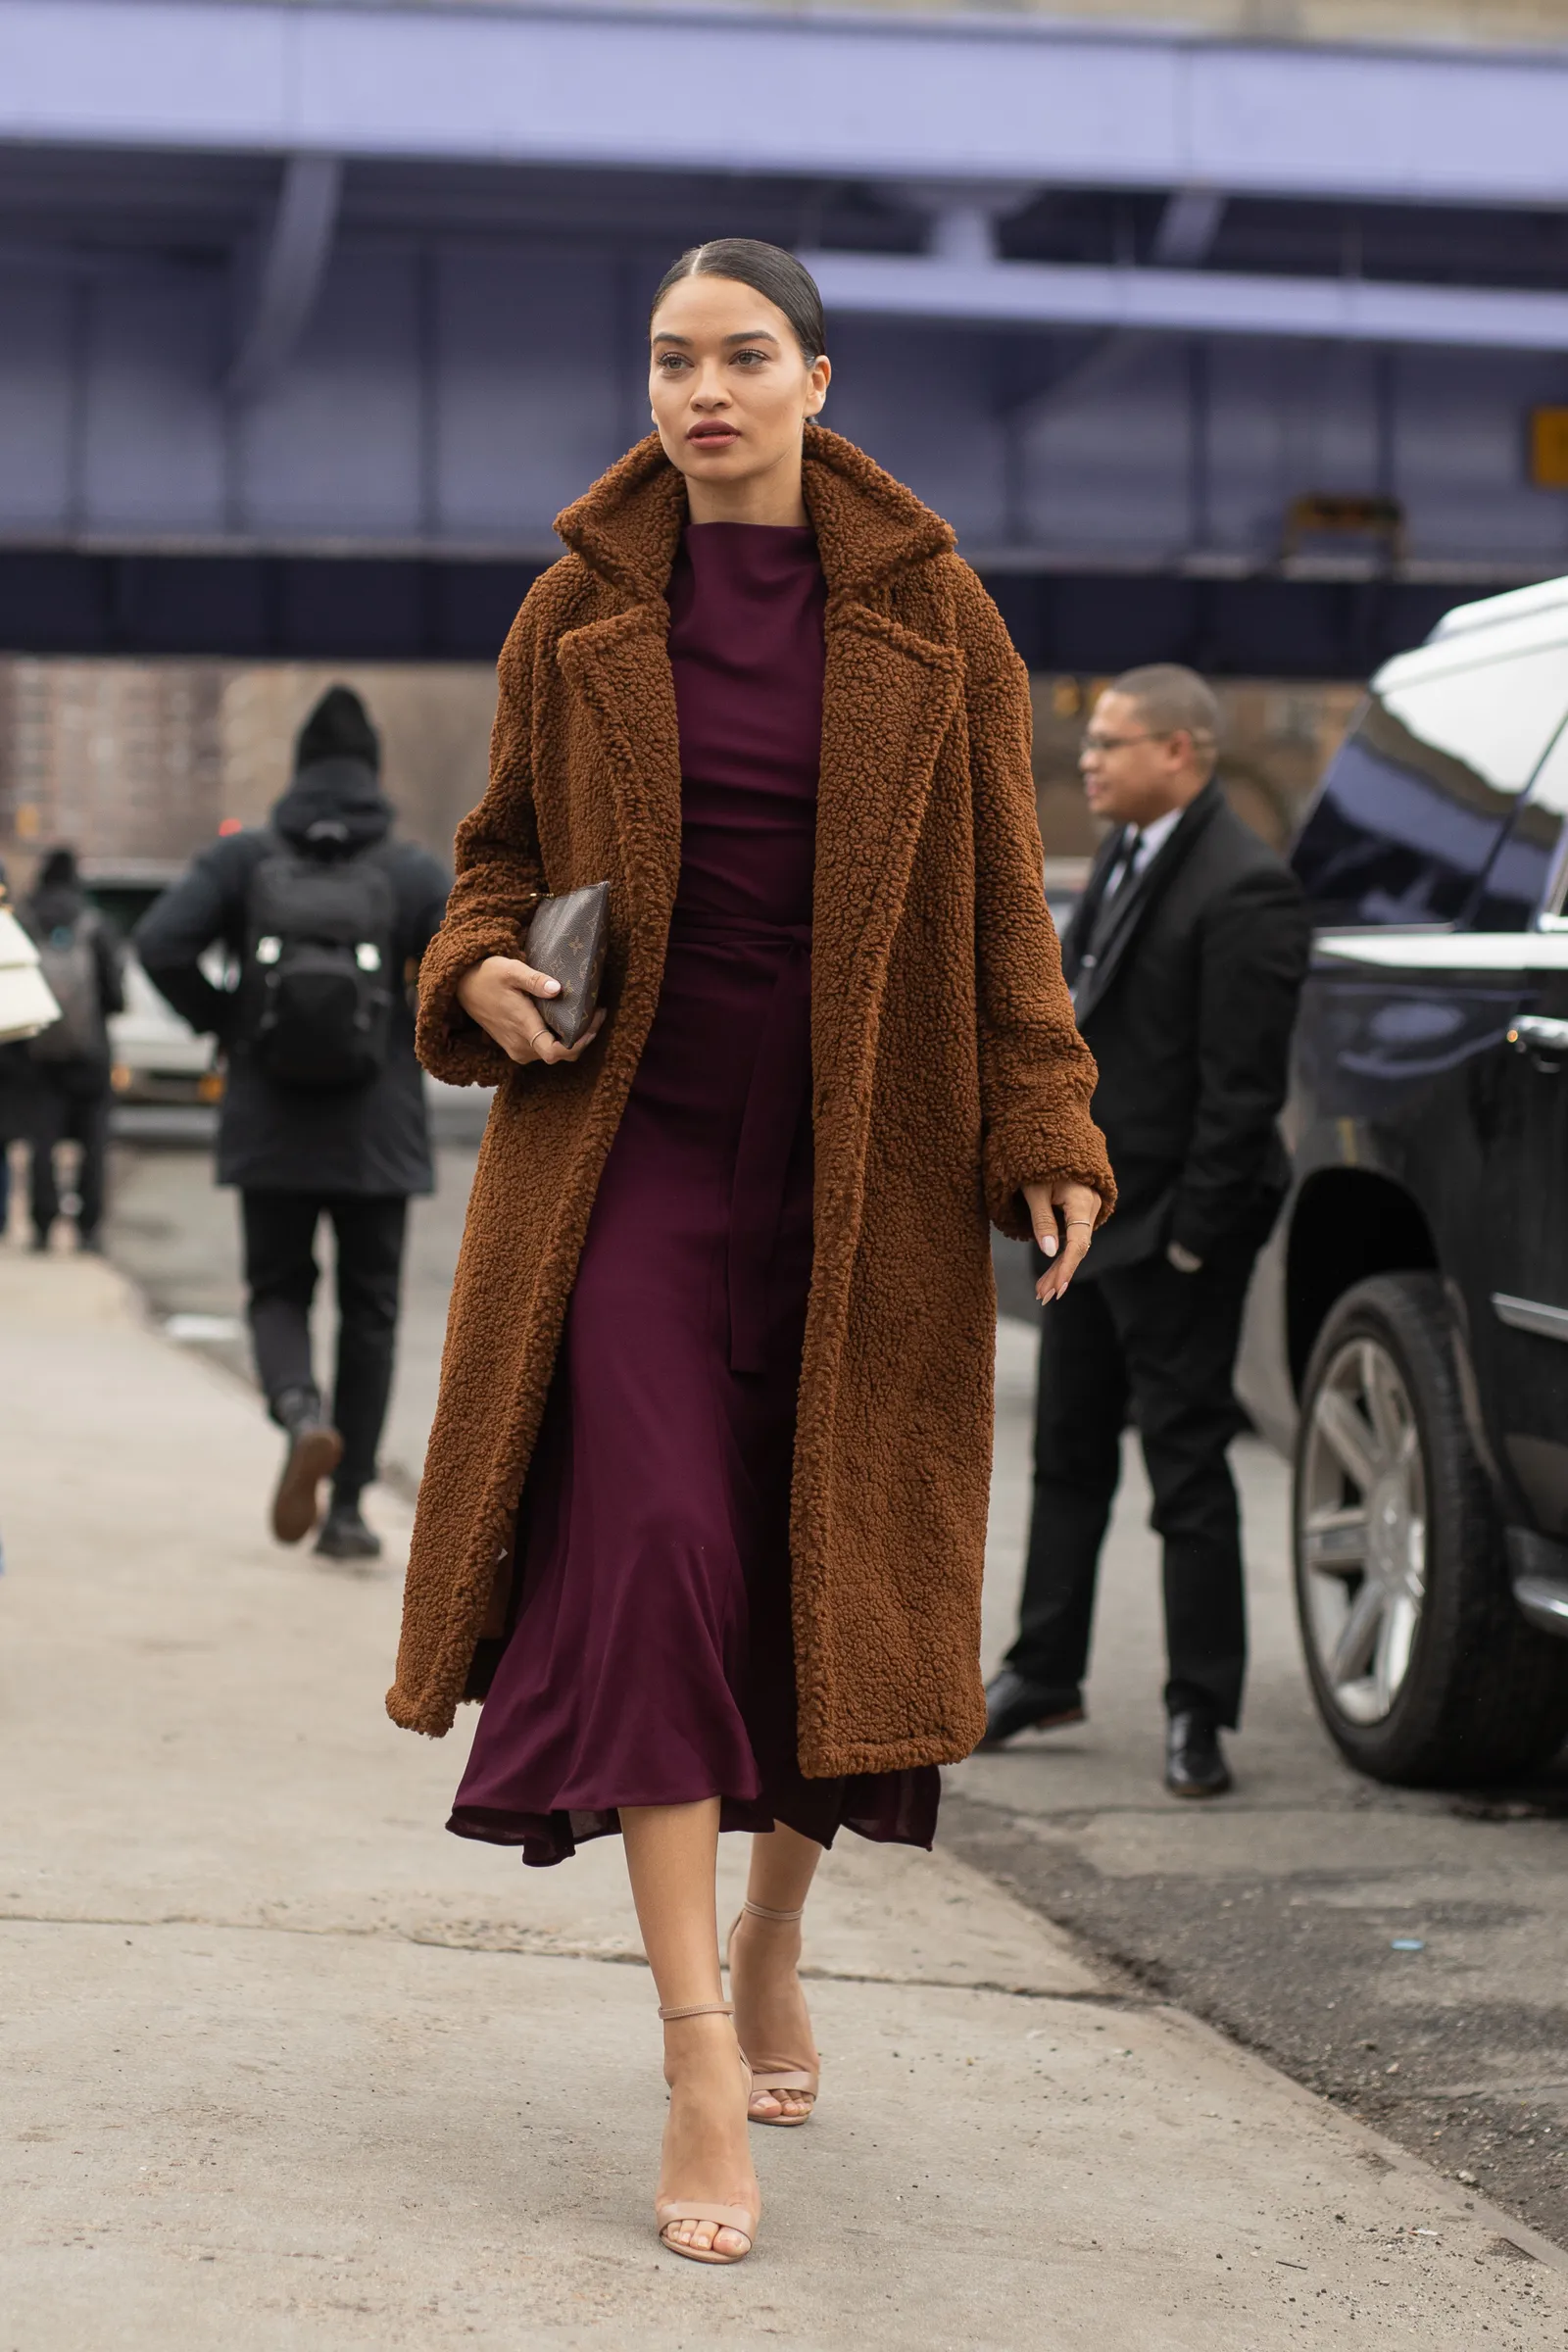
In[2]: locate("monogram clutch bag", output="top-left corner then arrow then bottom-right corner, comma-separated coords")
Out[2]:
523,882 -> 611,1049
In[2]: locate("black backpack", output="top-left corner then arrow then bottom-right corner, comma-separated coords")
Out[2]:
238,846 -> 397,1090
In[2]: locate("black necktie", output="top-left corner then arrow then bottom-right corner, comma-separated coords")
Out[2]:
1085,828 -> 1142,960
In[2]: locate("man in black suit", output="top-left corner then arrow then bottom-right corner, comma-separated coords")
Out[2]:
984,665 -> 1310,1795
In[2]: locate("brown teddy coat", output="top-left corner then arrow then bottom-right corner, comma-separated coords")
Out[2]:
388,426 -> 1113,1773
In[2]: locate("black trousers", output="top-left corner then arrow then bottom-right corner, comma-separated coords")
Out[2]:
29,1077 -> 111,1240
241,1192 -> 409,1501
1005,1247 -> 1253,1728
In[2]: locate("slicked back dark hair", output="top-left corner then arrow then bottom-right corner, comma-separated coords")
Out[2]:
650,239 -> 826,364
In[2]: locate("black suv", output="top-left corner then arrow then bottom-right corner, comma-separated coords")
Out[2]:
1238,575 -> 1568,1785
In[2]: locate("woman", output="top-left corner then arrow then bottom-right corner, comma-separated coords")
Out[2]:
391,240 -> 1112,2265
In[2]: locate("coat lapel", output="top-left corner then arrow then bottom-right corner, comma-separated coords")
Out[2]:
555,607 -> 683,940
812,605 -> 963,1083
1073,784 -> 1223,1024
800,431 -> 960,1098
552,445 -> 689,956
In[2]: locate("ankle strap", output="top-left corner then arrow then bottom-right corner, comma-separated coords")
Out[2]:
742,1899 -> 805,1925
658,2000 -> 733,2023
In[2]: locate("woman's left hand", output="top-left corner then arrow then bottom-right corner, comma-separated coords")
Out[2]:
1022,1179 -> 1102,1305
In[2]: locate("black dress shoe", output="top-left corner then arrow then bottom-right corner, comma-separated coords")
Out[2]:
315,1501 -> 382,1561
979,1669 -> 1086,1749
1164,1711 -> 1232,1798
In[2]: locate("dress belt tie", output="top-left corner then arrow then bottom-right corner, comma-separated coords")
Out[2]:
672,912 -> 813,1375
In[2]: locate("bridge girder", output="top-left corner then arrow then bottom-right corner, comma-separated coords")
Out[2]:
2,5 -> 1567,607
6,0 -> 1568,211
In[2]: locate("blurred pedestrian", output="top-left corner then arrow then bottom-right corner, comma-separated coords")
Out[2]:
20,848 -> 123,1253
387,241 -> 1111,2267
983,665 -> 1310,1797
135,688 -> 449,1561
0,858 -> 37,1239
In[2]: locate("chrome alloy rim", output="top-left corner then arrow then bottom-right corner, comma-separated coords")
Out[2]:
1298,1337 -> 1428,1727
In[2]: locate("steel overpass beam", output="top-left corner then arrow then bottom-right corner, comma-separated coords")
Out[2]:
1152,189 -> 1229,268
226,153 -> 341,402
801,251 -> 1568,354
3,1 -> 1568,211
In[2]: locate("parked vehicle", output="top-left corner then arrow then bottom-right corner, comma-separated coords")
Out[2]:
81,862 -> 220,1106
1238,574 -> 1568,1786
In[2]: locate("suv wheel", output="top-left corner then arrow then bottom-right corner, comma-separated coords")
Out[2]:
1294,1273 -> 1568,1786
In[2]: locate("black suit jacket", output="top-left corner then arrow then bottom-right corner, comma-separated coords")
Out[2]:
1064,781 -> 1310,1275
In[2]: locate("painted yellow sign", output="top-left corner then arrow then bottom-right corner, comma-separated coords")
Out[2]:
1530,408 -> 1568,490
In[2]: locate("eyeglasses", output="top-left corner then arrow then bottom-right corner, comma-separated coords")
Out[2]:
1079,729 -> 1165,757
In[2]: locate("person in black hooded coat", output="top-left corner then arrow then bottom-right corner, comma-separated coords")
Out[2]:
136,688 -> 449,1559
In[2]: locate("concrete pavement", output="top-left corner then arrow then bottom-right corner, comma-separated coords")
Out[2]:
948,1320 -> 1568,2243
4,1246 -> 1567,2349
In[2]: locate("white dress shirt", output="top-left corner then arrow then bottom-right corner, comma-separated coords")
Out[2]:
1101,803 -> 1184,906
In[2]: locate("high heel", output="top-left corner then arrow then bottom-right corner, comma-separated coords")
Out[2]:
724,1900 -> 820,2127
654,2001 -> 759,2266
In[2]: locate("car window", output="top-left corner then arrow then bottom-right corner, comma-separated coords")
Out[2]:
1292,640 -> 1568,927
1470,719 -> 1568,931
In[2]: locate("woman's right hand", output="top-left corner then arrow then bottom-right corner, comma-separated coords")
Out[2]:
455,956 -> 606,1067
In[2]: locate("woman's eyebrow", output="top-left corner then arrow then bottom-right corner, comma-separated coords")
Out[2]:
650,329 -> 780,347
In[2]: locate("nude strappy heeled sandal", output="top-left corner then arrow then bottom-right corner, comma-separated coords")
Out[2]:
724,1899 -> 820,2128
654,2000 -> 760,2266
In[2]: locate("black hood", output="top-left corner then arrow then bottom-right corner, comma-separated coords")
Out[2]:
270,757 -> 393,858
295,685 -> 380,775
26,845 -> 85,931
26,879 -> 87,933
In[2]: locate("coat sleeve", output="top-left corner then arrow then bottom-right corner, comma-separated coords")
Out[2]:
959,574 -> 1115,1242
415,601 -> 549,1088
394,847 -> 452,966
1170,862 -> 1310,1263
132,839 -> 249,1041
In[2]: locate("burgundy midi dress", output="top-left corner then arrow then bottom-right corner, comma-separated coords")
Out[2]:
449,520 -> 942,1867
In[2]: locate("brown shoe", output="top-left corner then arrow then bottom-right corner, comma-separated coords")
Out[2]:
270,1422 -> 343,1544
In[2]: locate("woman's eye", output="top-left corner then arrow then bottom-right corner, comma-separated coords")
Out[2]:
734,348 -> 767,368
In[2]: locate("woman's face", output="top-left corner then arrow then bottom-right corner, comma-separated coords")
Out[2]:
649,274 -> 830,502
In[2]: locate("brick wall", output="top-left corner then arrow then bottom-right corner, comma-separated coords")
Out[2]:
0,653 -> 1359,889
0,661 -> 226,882
0,658 -> 495,888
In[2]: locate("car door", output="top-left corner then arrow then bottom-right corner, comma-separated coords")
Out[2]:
1467,724 -> 1568,1544
1293,621 -> 1568,1526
